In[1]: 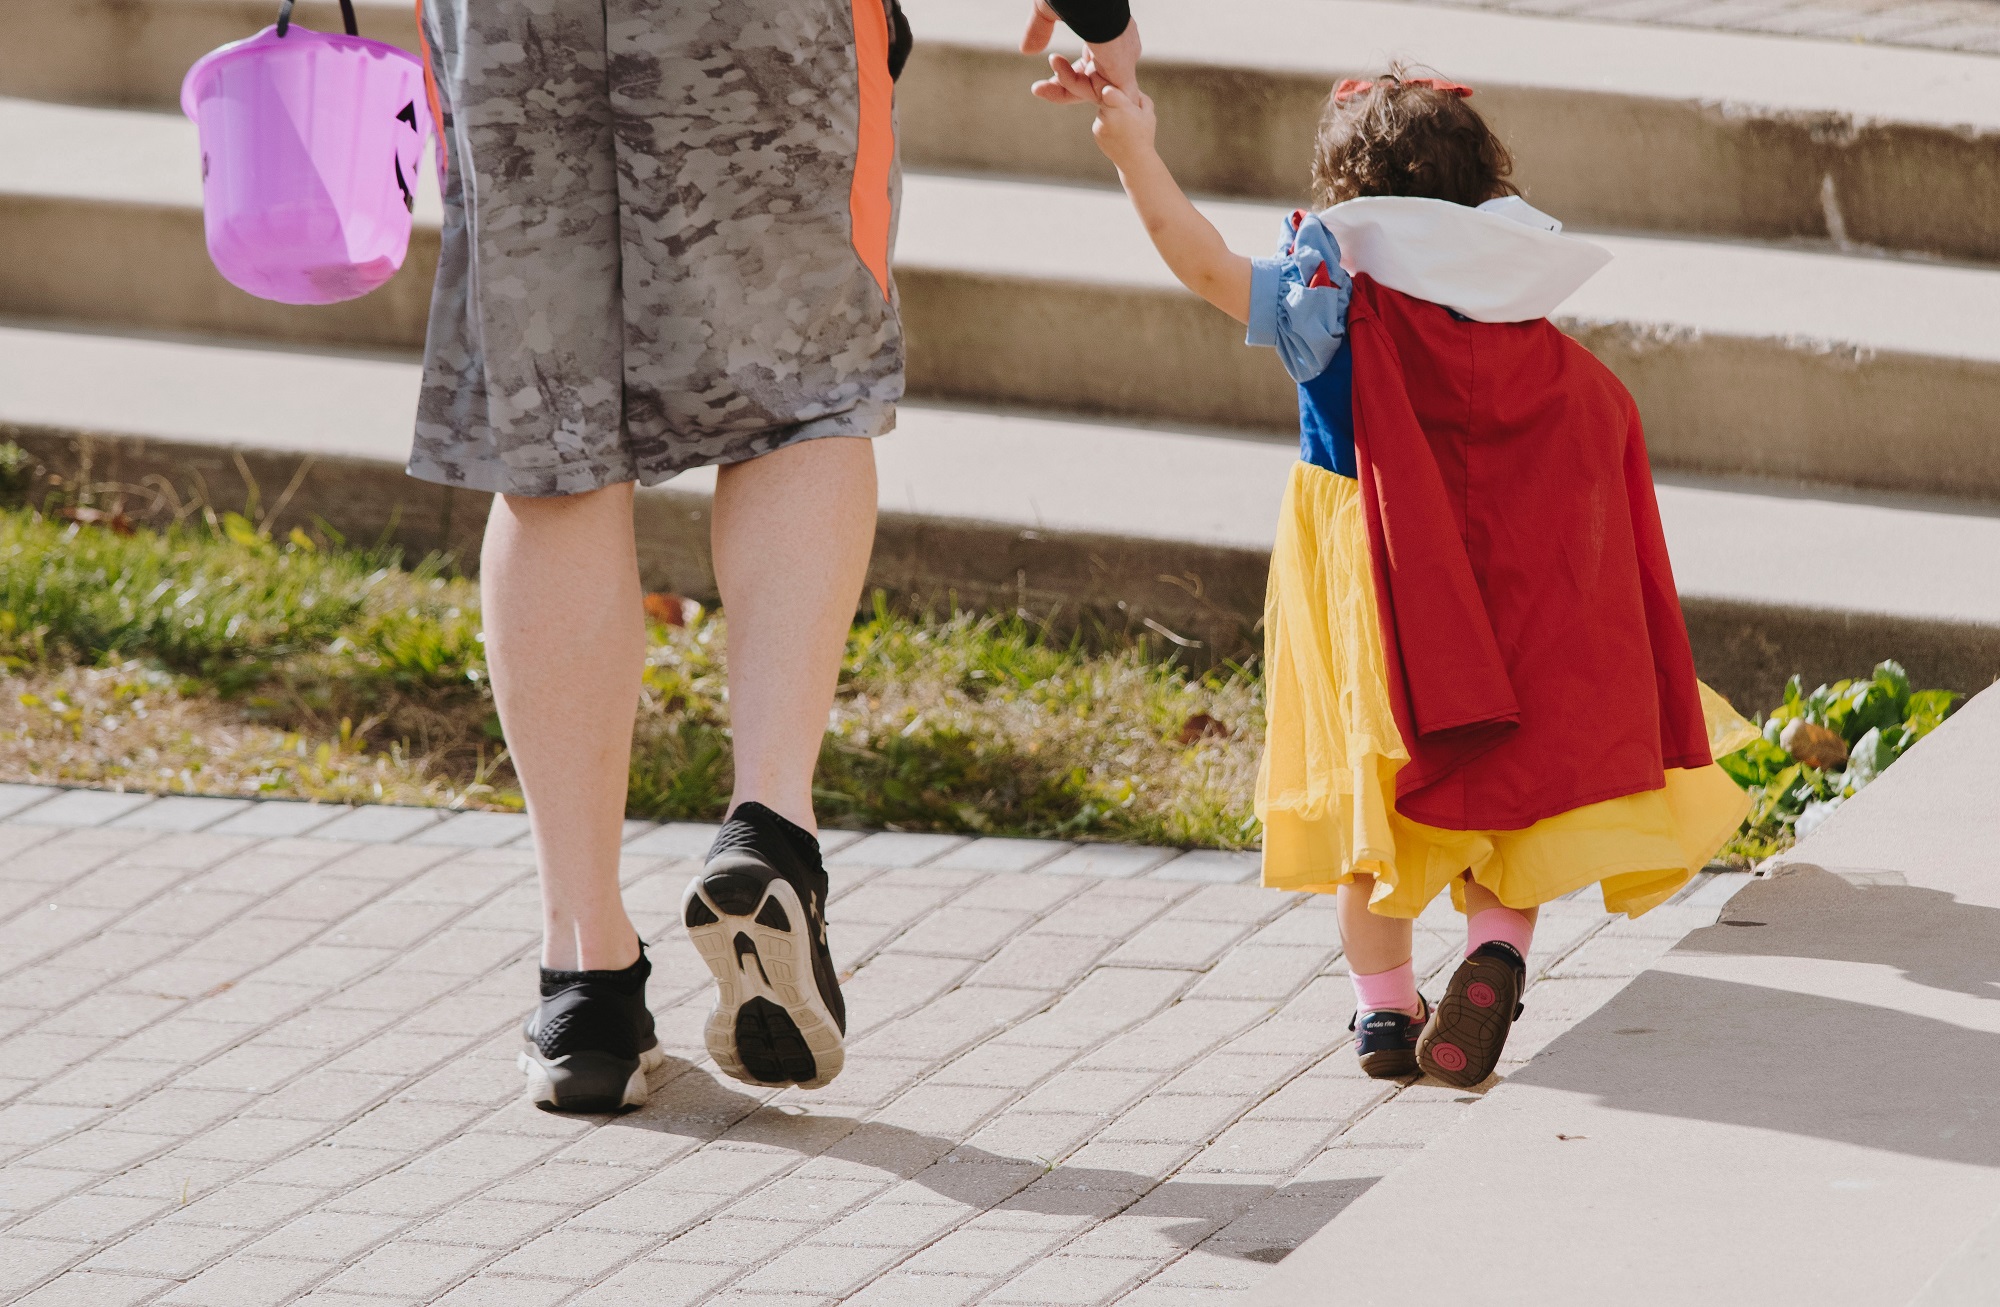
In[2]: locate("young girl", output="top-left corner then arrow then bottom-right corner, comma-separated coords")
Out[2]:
1088,71 -> 1754,1087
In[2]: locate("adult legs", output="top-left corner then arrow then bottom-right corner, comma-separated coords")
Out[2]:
711,436 -> 879,834
482,483 -> 646,972
683,436 -> 878,1090
482,436 -> 873,982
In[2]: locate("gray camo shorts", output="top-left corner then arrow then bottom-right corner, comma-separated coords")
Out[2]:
409,0 -> 905,497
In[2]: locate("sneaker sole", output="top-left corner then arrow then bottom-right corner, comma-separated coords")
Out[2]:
1357,1047 -> 1420,1079
518,1044 -> 666,1115
682,873 -> 845,1090
1416,954 -> 1521,1089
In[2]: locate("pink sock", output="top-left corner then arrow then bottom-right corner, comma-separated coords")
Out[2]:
1350,960 -> 1421,1017
1467,907 -> 1534,962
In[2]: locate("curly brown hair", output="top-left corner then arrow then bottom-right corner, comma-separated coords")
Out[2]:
1310,67 -> 1519,210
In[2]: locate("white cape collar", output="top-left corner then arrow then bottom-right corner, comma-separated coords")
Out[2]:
1315,195 -> 1610,323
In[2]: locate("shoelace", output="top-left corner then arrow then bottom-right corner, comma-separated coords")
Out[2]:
706,818 -> 764,860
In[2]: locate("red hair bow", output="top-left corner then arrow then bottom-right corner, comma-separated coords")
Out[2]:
1333,76 -> 1474,103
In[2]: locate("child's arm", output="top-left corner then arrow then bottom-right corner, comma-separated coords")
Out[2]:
1092,85 -> 1253,324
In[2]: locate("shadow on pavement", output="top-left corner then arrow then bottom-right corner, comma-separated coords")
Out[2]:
1678,863 -> 2000,1001
1509,866 -> 2000,1169
591,1055 -> 1381,1260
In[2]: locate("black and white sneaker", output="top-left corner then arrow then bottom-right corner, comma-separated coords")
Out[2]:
519,946 -> 664,1114
681,802 -> 846,1089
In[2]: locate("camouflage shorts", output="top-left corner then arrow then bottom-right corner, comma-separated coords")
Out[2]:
409,0 -> 905,497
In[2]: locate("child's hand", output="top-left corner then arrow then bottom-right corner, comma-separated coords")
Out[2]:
1093,81 -> 1252,325
1091,83 -> 1158,171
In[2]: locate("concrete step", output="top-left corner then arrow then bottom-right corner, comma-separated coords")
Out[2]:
11,0 -> 1998,263
5,96 -> 1998,504
902,175 -> 2000,507
3,319 -> 1995,708
1251,682 -> 2000,1305
5,0 -> 422,107
898,0 -> 2000,264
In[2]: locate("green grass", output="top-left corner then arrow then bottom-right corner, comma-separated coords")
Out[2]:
0,510 -> 379,675
0,481 -> 1958,857
0,500 -> 1261,846
620,595 -> 1262,846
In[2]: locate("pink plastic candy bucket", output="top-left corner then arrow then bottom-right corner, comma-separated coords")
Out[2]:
181,0 -> 432,305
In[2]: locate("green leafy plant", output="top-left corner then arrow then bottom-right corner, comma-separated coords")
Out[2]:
0,509 -> 380,673
330,590 -> 486,696
0,442 -> 33,506
1716,660 -> 1961,861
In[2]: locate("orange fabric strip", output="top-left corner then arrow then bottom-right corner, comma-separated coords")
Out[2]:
847,0 -> 895,299
412,0 -> 447,181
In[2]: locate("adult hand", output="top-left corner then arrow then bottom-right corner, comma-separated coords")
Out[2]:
1022,1 -> 1141,104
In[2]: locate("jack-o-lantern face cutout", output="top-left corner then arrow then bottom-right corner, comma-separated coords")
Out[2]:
392,101 -> 420,212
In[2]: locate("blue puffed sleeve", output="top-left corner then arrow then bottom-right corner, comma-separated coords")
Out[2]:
1245,212 -> 1354,384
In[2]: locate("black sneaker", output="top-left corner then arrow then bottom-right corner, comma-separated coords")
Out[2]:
1417,941 -> 1527,1088
681,802 -> 847,1089
1349,996 -> 1429,1080
518,946 -> 663,1114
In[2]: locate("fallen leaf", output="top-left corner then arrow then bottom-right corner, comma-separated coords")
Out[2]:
1179,713 -> 1231,745
1780,718 -> 1848,770
61,506 -> 136,536
643,592 -> 700,627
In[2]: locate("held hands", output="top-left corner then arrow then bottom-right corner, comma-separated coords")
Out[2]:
1091,84 -> 1158,172
1022,0 -> 1142,103
1017,0 -> 1152,166
1026,2 -> 1250,326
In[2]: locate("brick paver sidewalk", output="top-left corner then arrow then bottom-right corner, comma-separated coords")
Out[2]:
1391,0 -> 2000,55
0,786 -> 1746,1306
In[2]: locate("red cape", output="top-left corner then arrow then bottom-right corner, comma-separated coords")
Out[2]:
1346,275 -> 1712,831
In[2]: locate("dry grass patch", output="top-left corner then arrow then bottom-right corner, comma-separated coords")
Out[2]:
0,661 -> 491,806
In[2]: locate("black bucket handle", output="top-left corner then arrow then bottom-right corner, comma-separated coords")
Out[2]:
276,0 -> 360,38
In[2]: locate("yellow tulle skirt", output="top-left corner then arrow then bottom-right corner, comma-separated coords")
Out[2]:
1256,462 -> 1755,919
